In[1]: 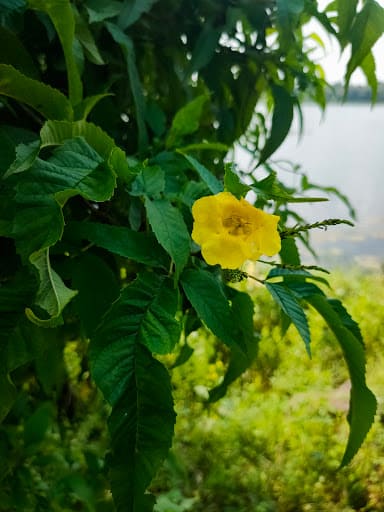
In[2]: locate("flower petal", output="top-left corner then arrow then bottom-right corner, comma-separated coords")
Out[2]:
201,234 -> 248,269
191,191 -> 281,268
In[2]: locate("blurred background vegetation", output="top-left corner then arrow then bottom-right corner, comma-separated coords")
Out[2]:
1,0 -> 383,510
1,266 -> 383,512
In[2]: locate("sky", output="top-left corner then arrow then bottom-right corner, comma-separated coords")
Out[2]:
308,0 -> 384,84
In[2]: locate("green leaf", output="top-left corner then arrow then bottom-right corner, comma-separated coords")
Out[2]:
0,374 -> 16,423
73,93 -> 113,120
85,0 -> 122,23
178,142 -> 228,153
125,272 -> 181,354
284,280 -> 326,299
145,198 -> 191,277
145,101 -> 166,137
23,402 -> 53,446
337,0 -> 358,40
266,267 -> 329,287
224,164 -> 251,198
0,26 -> 39,79
67,221 -> 170,269
276,0 -> 305,46
8,137 -> 116,260
171,342 -> 194,369
90,272 -> 177,510
180,153 -> 223,195
166,95 -> 209,149
360,51 -> 378,102
0,271 -> 52,421
108,346 -> 174,512
258,85 -> 294,165
26,248 -> 78,326
251,172 -> 327,203
3,140 -> 40,178
0,0 -> 25,14
306,294 -> 377,466
131,166 -> 165,198
265,282 -> 311,356
40,119 -> 131,181
106,22 -> 148,151
0,64 -> 72,120
345,0 -> 384,87
188,24 -> 221,73
71,252 -> 120,336
28,0 -> 83,105
181,268 -> 246,352
279,237 -> 301,266
209,288 -> 259,402
117,0 -> 160,29
74,6 -> 105,65
327,298 -> 364,345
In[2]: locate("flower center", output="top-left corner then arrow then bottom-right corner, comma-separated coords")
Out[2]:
223,214 -> 252,236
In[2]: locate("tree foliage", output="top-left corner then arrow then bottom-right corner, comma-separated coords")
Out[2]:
0,0 -> 382,510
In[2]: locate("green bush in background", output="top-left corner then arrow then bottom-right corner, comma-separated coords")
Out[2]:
1,0 -> 383,510
156,270 -> 384,512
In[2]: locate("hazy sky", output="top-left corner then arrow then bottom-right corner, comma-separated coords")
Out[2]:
309,0 -> 384,84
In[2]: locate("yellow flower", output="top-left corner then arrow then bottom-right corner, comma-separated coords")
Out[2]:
191,192 -> 281,269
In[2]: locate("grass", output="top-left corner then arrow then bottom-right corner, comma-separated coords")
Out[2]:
153,267 -> 384,512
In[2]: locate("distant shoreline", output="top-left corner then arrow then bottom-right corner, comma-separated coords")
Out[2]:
325,82 -> 384,103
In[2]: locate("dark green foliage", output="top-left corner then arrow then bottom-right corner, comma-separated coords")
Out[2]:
0,0 -> 382,510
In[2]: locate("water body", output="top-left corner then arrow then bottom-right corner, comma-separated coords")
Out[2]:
239,104 -> 384,269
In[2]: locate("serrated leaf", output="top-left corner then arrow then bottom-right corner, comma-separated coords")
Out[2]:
90,272 -> 177,510
224,164 -> 251,198
40,119 -> 131,181
285,280 -> 325,299
28,0 -> 83,105
107,346 -> 174,512
266,267 -> 329,287
8,137 -> 116,262
131,166 -> 165,198
180,153 -> 223,194
266,282 -> 311,356
181,268 -> 246,352
307,294 -> 377,466
166,95 -> 209,149
209,288 -> 259,402
145,198 -> 190,277
0,64 -> 72,120
258,85 -> 294,165
26,248 -> 78,326
3,139 -> 40,178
